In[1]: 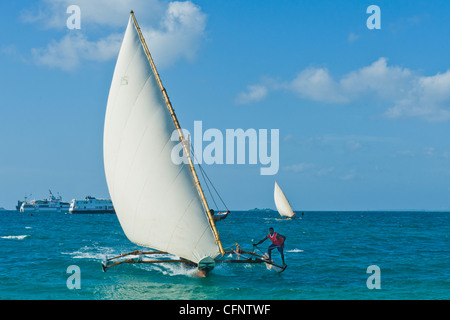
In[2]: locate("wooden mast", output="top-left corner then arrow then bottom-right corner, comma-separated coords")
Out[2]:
130,11 -> 224,256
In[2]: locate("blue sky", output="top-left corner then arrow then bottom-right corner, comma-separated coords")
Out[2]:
1,0 -> 450,211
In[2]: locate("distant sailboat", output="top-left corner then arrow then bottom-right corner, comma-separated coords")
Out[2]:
274,182 -> 295,218
102,11 -> 287,275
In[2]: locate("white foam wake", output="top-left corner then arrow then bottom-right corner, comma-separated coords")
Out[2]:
1,235 -> 28,240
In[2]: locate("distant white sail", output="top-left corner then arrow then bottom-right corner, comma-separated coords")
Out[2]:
103,15 -> 220,264
274,182 -> 295,218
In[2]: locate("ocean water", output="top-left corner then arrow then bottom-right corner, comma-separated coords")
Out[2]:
0,210 -> 449,300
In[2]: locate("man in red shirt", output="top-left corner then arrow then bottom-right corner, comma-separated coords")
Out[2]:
253,227 -> 286,267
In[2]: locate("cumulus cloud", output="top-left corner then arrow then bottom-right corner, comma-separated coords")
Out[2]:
32,33 -> 123,71
237,58 -> 450,122
23,0 -> 207,71
288,58 -> 415,104
384,70 -> 450,121
235,85 -> 268,104
289,67 -> 349,103
141,1 -> 207,68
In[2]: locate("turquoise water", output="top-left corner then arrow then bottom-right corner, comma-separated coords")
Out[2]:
0,210 -> 449,300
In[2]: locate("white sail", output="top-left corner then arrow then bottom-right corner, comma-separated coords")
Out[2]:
274,182 -> 295,218
103,15 -> 220,264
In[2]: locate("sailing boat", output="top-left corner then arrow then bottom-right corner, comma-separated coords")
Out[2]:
102,11 -> 286,275
274,182 -> 295,218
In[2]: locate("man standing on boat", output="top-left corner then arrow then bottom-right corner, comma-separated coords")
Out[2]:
254,227 -> 286,267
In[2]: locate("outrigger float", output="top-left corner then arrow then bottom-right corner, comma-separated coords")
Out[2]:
102,249 -> 287,275
102,11 -> 287,276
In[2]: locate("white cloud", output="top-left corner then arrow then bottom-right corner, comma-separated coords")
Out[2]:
25,1 -> 207,70
283,163 -> 315,173
235,85 -> 268,104
340,57 -> 414,101
141,1 -> 207,68
340,169 -> 356,181
283,163 -> 335,178
238,58 -> 450,122
290,67 -> 349,103
32,32 -> 123,71
288,58 -> 414,104
316,167 -> 335,177
385,70 -> 450,121
347,32 -> 360,43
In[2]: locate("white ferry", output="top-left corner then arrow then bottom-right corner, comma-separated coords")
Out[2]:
69,196 -> 115,214
19,191 -> 70,213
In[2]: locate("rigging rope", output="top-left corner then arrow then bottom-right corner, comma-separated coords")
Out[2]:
188,142 -> 228,211
187,139 -> 267,256
187,142 -> 242,249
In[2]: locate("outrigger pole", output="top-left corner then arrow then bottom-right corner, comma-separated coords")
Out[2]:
102,251 -> 196,272
130,11 -> 225,256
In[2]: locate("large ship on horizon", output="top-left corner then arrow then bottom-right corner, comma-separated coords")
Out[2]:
19,191 -> 70,213
69,196 -> 115,214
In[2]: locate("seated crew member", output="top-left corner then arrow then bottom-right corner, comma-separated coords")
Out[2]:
210,209 -> 230,222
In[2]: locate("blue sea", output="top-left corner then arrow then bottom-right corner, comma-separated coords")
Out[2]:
0,210 -> 449,300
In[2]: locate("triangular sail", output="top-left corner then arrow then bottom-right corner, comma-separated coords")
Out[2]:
274,182 -> 295,218
103,13 -> 220,264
